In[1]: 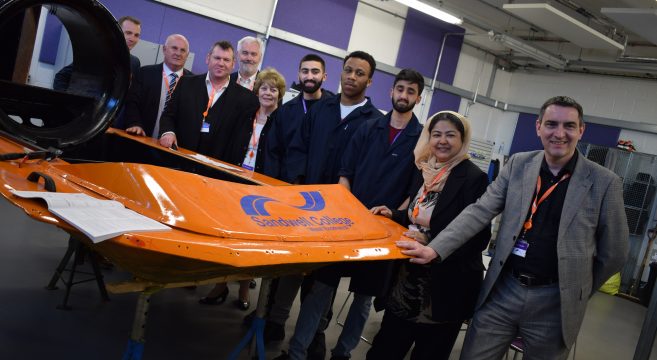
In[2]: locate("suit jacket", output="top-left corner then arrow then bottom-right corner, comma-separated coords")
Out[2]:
229,71 -> 258,90
125,63 -> 193,136
430,150 -> 629,347
223,108 -> 277,173
158,73 -> 259,160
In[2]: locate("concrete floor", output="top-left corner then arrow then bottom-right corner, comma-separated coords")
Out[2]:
1,198 -> 656,360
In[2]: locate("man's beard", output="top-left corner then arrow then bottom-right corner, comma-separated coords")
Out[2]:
301,79 -> 323,94
240,62 -> 258,76
391,98 -> 415,113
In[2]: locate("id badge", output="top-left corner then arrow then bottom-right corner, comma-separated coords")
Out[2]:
242,164 -> 254,171
201,120 -> 210,133
511,239 -> 529,258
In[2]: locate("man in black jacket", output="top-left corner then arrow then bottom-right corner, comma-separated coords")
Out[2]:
158,40 -> 258,161
265,53 -> 333,182
125,34 -> 191,138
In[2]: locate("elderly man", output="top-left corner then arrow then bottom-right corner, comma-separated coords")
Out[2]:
399,96 -> 629,359
125,34 -> 192,138
229,36 -> 263,90
158,41 -> 258,160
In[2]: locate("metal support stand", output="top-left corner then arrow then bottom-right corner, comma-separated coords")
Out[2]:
122,287 -> 159,360
633,274 -> 657,360
45,236 -> 110,310
227,277 -> 271,360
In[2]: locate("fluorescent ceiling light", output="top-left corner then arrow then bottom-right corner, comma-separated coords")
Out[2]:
394,0 -> 462,25
489,31 -> 567,69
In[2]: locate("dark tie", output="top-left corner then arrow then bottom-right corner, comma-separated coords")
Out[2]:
164,73 -> 178,108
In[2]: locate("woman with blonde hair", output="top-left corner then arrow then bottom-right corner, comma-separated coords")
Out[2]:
199,68 -> 286,310
367,111 -> 491,360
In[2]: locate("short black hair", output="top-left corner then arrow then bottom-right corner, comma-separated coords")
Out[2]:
118,16 -> 141,27
394,68 -> 424,95
299,54 -> 326,72
428,112 -> 465,142
539,96 -> 584,125
209,40 -> 234,55
343,50 -> 376,78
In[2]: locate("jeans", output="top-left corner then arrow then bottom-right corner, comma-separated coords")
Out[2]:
288,281 -> 373,360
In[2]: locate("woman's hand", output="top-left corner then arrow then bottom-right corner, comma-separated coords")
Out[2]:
403,230 -> 429,245
370,205 -> 392,218
396,240 -> 440,264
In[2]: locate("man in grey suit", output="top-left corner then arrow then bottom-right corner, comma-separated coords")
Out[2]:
397,96 -> 629,359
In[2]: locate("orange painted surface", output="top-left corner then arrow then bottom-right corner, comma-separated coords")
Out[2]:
0,131 -> 410,283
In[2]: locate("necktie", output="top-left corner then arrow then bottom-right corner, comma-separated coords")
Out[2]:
164,73 -> 178,108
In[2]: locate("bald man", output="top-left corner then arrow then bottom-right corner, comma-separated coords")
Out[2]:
126,34 -> 193,137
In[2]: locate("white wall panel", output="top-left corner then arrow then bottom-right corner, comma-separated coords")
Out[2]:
347,2 -> 406,65
459,99 -> 518,156
619,129 -> 657,156
501,70 -> 657,126
453,44 -> 494,95
156,0 -> 275,33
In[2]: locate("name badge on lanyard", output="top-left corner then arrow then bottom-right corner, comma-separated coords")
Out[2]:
512,239 -> 529,258
201,120 -> 210,133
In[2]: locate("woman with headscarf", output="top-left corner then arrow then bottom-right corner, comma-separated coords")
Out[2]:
366,111 -> 491,360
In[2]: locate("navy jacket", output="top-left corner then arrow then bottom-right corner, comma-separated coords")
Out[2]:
286,94 -> 381,184
340,112 -> 422,209
265,90 -> 334,182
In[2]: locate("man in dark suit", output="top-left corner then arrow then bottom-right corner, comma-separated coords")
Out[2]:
158,41 -> 258,161
125,34 -> 191,138
400,96 -> 629,359
229,36 -> 263,91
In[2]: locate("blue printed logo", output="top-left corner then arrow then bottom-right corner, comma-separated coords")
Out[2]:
240,191 -> 325,216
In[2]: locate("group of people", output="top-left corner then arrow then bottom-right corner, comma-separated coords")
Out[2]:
93,14 -> 630,360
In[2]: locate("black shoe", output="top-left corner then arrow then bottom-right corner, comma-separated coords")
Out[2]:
308,332 -> 326,360
249,279 -> 257,289
264,321 -> 285,343
198,287 -> 228,305
272,351 -> 290,360
233,299 -> 250,311
329,356 -> 350,360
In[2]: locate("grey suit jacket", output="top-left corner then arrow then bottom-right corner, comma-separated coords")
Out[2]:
430,150 -> 629,348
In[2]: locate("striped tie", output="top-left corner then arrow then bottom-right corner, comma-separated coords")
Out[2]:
164,73 -> 178,108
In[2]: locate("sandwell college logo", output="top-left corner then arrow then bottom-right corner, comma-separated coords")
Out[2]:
240,191 -> 354,231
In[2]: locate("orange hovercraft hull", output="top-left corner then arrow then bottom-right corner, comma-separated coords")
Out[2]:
0,130 -> 409,287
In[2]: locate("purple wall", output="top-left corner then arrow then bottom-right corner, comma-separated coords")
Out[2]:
367,70 -> 395,111
428,89 -> 461,115
39,14 -> 63,65
272,0 -> 358,50
157,7 -> 254,73
509,112 -> 621,155
396,9 -> 464,81
263,38 -> 343,93
100,0 -> 252,73
99,0 -> 165,43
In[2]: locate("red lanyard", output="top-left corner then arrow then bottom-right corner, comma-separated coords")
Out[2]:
412,166 -> 449,218
162,71 -> 181,97
202,83 -> 221,120
522,173 -> 571,232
